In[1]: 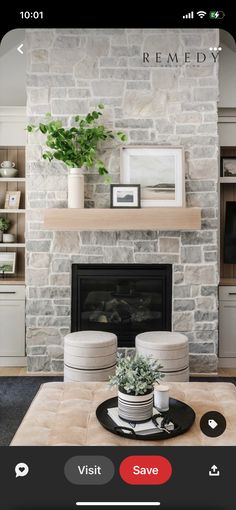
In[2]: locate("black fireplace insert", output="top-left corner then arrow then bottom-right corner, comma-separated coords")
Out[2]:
71,264 -> 172,347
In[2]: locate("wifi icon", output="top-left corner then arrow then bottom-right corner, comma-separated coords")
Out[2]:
197,10 -> 207,18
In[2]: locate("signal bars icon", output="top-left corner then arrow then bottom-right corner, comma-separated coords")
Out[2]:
183,10 -> 207,19
183,11 -> 194,19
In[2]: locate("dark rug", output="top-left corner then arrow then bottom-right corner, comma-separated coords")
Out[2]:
0,376 -> 62,446
191,376 -> 236,385
0,376 -> 235,446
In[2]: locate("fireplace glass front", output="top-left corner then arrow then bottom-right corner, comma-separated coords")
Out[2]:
71,264 -> 172,347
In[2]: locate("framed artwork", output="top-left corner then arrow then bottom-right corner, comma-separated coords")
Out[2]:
0,252 -> 16,274
4,191 -> 21,209
110,184 -> 141,208
221,157 -> 236,178
120,146 -> 185,207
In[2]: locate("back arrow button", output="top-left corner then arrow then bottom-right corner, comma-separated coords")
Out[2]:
17,44 -> 24,55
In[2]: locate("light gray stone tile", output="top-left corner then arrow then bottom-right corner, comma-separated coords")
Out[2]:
51,99 -> 89,115
189,342 -> 215,354
173,312 -> 194,331
174,299 -> 195,311
30,253 -> 51,268
28,74 -> 75,87
27,345 -> 47,355
27,355 -> 50,371
134,253 -> 179,264
194,310 -> 218,321
195,330 -> 218,341
126,81 -> 151,90
103,246 -> 134,263
204,251 -> 217,262
185,265 -> 217,285
159,238 -> 180,253
26,268 -> 49,286
51,359 -> 64,372
181,246 -> 202,263
194,87 -> 219,102
189,354 -> 218,373
181,231 -> 215,245
38,317 -> 70,327
51,259 -> 71,272
54,305 -> 70,316
50,274 -> 70,286
173,285 -> 191,298
27,300 -> 54,315
91,80 -> 124,97
53,35 -> 81,48
27,30 -> 55,49
201,286 -> 218,296
52,232 -> 80,253
101,69 -> 150,80
134,241 -> 157,252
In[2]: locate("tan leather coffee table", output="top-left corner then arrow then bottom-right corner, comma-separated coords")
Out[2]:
11,381 -> 236,446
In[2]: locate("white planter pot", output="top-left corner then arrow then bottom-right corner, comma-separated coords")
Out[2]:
0,232 -> 2,243
3,233 -> 15,243
68,168 -> 84,208
118,387 -> 154,423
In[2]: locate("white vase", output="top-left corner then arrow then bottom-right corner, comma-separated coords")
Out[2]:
118,387 -> 154,423
68,168 -> 84,208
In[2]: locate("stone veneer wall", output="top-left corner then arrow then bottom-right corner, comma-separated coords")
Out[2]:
26,28 -> 219,373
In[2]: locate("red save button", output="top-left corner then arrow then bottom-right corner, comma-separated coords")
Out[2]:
119,455 -> 172,485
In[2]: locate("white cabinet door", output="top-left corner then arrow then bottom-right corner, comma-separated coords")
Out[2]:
0,286 -> 25,357
219,301 -> 236,357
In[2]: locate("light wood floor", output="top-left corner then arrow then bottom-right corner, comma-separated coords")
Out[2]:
0,367 -> 235,377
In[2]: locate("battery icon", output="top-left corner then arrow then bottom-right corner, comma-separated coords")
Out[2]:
209,11 -> 225,19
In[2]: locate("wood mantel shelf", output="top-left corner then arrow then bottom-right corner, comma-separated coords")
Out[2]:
44,207 -> 201,232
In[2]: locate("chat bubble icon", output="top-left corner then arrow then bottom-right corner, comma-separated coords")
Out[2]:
15,463 -> 29,478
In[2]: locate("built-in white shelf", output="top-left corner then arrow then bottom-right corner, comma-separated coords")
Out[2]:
0,243 -> 25,248
0,178 -> 25,182
0,278 -> 25,285
0,209 -> 25,213
220,177 -> 236,183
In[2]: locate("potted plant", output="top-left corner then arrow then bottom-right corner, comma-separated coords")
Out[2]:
27,104 -> 126,208
0,217 -> 12,243
109,354 -> 163,423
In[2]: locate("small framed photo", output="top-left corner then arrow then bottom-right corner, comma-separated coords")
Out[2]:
110,184 -> 141,208
0,252 -> 16,274
4,191 -> 21,209
221,157 -> 236,177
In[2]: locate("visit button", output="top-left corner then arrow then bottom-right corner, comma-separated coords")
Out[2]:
119,455 -> 172,485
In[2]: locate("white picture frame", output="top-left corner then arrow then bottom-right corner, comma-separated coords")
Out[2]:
0,252 -> 16,274
4,191 -> 21,210
120,146 -> 185,207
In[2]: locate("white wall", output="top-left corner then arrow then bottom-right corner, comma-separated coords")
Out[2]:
0,29 -> 26,107
219,31 -> 236,108
0,107 -> 26,145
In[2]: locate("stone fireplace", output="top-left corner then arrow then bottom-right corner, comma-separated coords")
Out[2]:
71,263 -> 172,346
26,28 -> 219,373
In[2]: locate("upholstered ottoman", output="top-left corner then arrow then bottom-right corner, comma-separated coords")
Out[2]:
11,382 -> 236,446
64,330 -> 117,382
136,331 -> 189,382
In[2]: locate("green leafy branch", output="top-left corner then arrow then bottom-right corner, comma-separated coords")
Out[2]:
109,354 -> 164,396
27,104 -> 127,182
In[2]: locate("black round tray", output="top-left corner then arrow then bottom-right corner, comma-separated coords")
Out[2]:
96,397 -> 195,440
